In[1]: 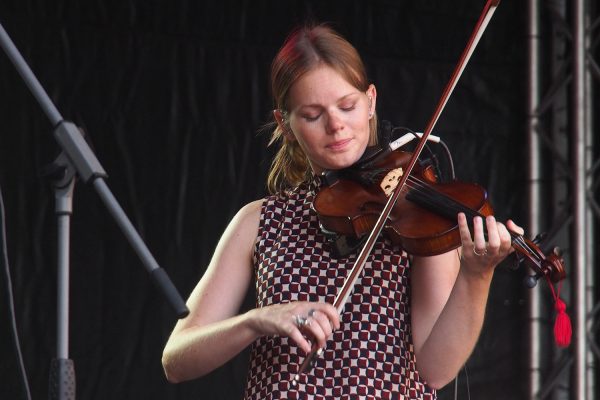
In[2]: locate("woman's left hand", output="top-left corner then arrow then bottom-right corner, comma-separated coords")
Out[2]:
457,212 -> 524,274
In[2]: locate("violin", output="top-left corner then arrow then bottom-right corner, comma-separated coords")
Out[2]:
313,149 -> 567,284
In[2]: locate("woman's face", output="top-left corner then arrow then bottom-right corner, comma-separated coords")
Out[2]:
282,65 -> 376,175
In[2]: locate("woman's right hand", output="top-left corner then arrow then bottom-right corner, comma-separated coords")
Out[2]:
246,301 -> 341,353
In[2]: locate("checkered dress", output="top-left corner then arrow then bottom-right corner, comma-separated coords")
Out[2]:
243,181 -> 436,400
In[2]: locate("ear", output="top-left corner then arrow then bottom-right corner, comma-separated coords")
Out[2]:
366,84 -> 377,118
273,109 -> 296,141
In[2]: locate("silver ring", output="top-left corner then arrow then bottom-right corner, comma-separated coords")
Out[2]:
308,309 -> 316,317
473,246 -> 488,256
294,315 -> 308,328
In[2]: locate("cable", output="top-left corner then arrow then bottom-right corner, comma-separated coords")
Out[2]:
437,138 -> 456,180
452,365 -> 472,400
453,373 -> 458,399
464,364 -> 471,400
391,126 -> 456,181
0,185 -> 32,400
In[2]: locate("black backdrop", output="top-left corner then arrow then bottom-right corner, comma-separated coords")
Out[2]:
0,1 -> 547,399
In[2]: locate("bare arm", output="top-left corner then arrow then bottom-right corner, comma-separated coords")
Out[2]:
161,200 -> 262,382
162,200 -> 340,383
410,213 -> 521,389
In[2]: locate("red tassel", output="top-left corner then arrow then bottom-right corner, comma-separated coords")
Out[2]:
545,277 -> 571,348
553,298 -> 572,347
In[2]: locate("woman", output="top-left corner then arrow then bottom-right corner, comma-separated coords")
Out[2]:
162,25 -> 521,399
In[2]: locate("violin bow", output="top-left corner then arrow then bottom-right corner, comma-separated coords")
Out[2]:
292,0 -> 501,384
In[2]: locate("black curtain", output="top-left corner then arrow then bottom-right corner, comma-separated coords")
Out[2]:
0,1 -> 542,399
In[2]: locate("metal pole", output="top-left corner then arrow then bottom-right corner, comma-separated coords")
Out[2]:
50,179 -> 76,400
583,1 -> 596,398
56,183 -> 73,361
572,0 -> 588,398
527,0 -> 543,397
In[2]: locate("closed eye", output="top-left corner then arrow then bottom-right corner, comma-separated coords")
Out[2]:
302,113 -> 321,122
339,100 -> 357,111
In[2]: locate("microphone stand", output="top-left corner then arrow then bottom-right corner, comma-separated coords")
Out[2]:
0,21 -> 189,400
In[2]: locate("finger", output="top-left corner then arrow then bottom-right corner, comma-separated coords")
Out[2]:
315,304 -> 341,331
309,310 -> 334,341
287,323 -> 313,353
506,219 -> 524,236
302,317 -> 328,349
457,212 -> 473,246
484,216 -> 500,254
496,221 -> 513,254
472,215 -> 486,252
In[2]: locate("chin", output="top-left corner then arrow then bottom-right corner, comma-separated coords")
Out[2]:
325,157 -> 361,171
315,149 -> 364,172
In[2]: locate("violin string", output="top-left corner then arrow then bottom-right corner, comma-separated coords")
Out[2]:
400,176 -> 542,264
402,176 -> 479,218
404,178 -> 541,266
406,177 -> 541,264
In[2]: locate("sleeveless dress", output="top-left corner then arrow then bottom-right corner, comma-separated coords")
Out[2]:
243,181 -> 436,400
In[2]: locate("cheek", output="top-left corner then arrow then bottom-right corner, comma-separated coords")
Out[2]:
347,108 -> 369,126
290,120 -> 321,140
289,126 -> 320,152
349,114 -> 371,140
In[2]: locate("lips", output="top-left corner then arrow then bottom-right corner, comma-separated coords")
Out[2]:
326,138 -> 353,151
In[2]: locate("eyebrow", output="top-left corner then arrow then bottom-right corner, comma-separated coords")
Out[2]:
297,92 -> 360,110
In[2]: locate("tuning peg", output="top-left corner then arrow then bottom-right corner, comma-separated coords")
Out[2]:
524,273 -> 541,289
532,232 -> 547,245
553,246 -> 562,257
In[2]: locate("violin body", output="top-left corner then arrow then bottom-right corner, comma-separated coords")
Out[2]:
314,150 -> 494,256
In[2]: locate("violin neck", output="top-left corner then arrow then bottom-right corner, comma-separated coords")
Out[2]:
405,177 -> 525,247
405,176 -> 483,220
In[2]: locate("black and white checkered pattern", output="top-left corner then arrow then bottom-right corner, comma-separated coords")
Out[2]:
244,182 -> 436,400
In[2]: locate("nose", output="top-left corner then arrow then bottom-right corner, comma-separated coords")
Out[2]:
325,111 -> 344,134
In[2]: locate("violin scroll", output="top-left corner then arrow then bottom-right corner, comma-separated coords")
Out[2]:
513,235 -> 566,288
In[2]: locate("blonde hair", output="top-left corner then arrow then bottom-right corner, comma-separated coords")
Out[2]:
267,25 -> 378,194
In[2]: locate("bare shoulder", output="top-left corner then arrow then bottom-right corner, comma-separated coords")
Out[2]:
236,199 -> 263,223
226,199 -> 263,239
215,198 -> 264,259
